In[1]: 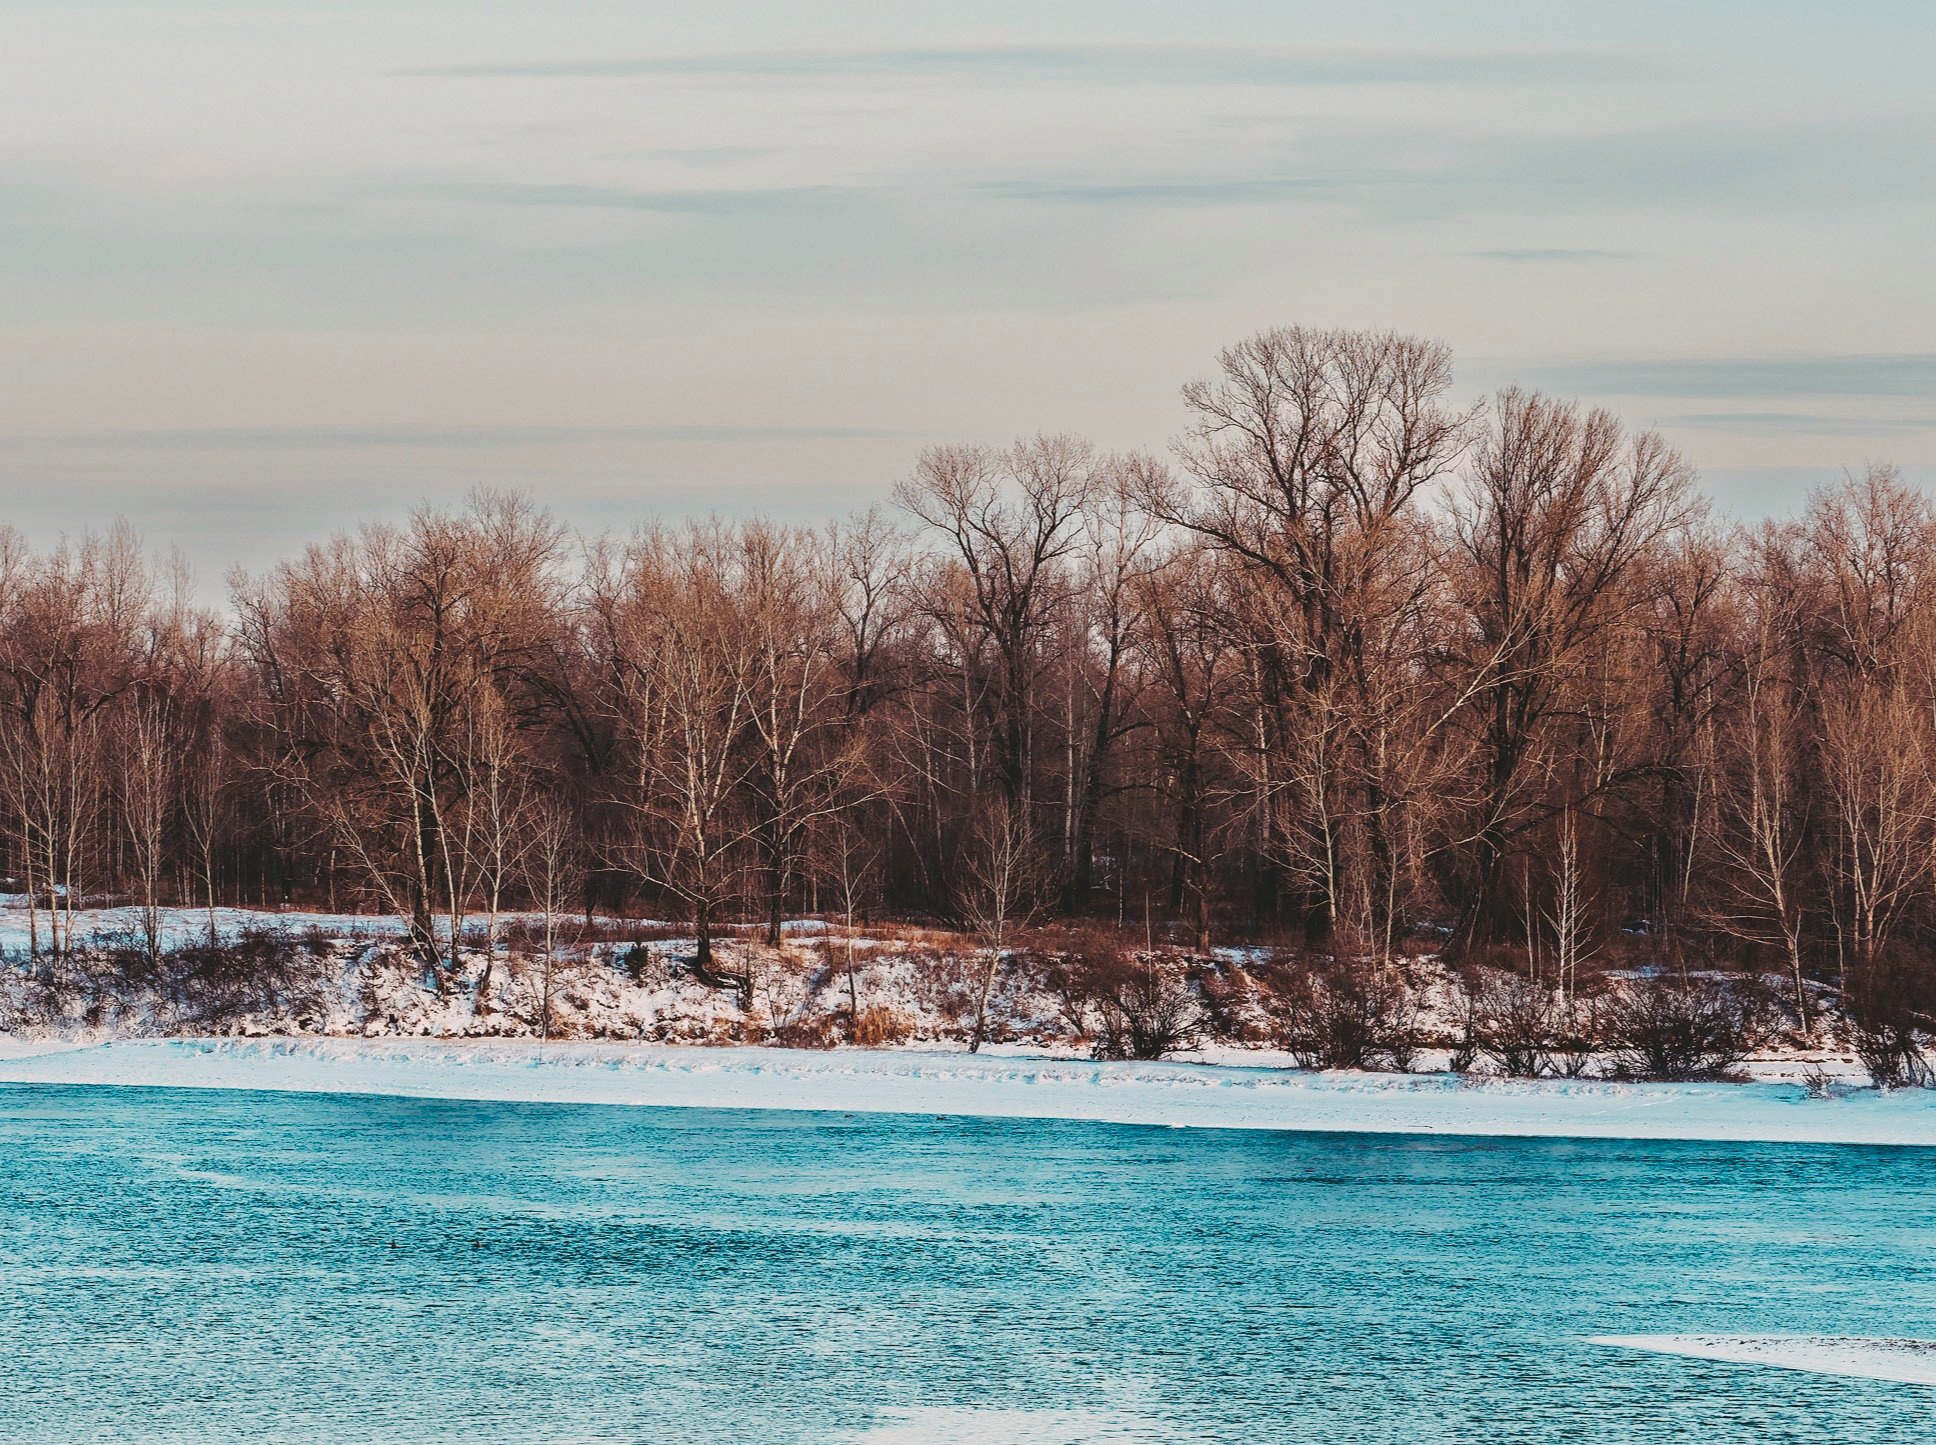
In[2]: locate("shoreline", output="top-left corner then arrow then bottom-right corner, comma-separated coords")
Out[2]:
3,1036 -> 1933,1146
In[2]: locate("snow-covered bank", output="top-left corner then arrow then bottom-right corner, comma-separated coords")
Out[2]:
3,1038 -> 1935,1145
4,900 -> 1913,1095
1595,1336 -> 1936,1387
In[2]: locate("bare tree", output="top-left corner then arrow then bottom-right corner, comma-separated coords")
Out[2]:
592,524 -> 758,992
1448,389 -> 1695,948
523,789 -> 581,1042
957,795 -> 1047,1052
739,524 -> 866,944
813,807 -> 882,1038
1707,567 -> 1815,1031
119,686 -> 174,968
1133,540 -> 1239,950
463,686 -> 533,961
1061,453 -> 1165,906
896,436 -> 1099,814
234,494 -> 563,974
0,526 -> 152,961
1818,680 -> 1927,974
1159,325 -> 1472,939
1544,808 -> 1596,1004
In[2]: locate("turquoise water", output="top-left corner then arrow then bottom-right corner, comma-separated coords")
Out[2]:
1,1086 -> 1932,1442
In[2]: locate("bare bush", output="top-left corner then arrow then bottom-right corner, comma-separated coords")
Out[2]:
1082,952 -> 1206,1061
771,1012 -> 840,1049
1551,998 -> 1601,1078
1450,970 -> 1604,1078
747,948 -> 834,1045
1194,959 -> 1272,1045
1843,955 -> 1936,1089
909,950 -> 981,1033
1470,971 -> 1563,1077
155,927 -> 329,1029
1262,958 -> 1418,1072
1601,976 -> 1748,1081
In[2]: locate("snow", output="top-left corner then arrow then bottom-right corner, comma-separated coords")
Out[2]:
1209,944 -> 1277,964
3,900 -> 1930,1137
5,1037 -> 1936,1145
837,1408 -> 1154,1443
0,900 -> 667,954
0,906 -> 1085,1047
0,901 -> 416,953
1594,1335 -> 1936,1387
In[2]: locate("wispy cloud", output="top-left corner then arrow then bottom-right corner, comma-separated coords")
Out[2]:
412,181 -> 870,216
1653,410 -> 1936,434
1530,354 -> 1936,399
981,176 -> 1339,207
962,122 -> 1931,220
1329,123 -> 1936,223
1,424 -> 910,452
1470,247 -> 1634,262
410,42 -> 1676,89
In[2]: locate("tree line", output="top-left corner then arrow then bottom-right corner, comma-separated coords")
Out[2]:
1,324 -> 1930,1027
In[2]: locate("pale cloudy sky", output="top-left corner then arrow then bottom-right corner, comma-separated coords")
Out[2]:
3,0 -> 1932,582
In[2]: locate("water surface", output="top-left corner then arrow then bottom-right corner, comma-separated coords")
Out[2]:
2,1084 -> 1932,1442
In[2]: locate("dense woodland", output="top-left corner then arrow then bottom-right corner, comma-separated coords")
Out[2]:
2,325 -> 1933,1043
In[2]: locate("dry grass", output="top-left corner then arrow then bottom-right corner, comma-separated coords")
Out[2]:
851,1005 -> 916,1046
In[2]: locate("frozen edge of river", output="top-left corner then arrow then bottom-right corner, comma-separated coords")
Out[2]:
1595,1336 -> 1936,1387
4,1036 -> 1936,1146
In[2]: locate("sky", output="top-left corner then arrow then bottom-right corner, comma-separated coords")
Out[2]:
2,0 -> 1932,587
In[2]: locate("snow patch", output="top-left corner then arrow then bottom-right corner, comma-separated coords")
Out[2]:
5,1038 -> 1936,1144
1594,1335 -> 1936,1386
837,1408 -> 1155,1443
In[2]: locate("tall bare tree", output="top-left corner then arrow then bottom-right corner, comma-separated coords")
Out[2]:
1159,325 -> 1472,939
1448,389 -> 1695,948
592,524 -> 757,989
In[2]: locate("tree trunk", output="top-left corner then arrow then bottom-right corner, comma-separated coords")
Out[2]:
969,949 -> 1001,1054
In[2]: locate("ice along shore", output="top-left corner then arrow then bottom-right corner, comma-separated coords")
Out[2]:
4,1036 -> 1936,1146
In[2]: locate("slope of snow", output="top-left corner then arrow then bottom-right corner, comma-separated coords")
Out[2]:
1594,1335 -> 1936,1387
4,1037 -> 1936,1145
0,901 -> 1906,1107
0,907 -> 1082,1048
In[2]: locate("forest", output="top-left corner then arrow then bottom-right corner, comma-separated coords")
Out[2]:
2,325 -> 1931,1071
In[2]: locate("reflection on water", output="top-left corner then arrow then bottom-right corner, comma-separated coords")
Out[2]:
1,1084 -> 1932,1443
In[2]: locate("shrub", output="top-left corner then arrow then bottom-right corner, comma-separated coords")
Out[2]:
771,1013 -> 840,1049
1046,940 -> 1207,1061
1043,955 -> 1100,1037
1194,960 -> 1273,1045
1471,972 -> 1563,1077
97,931 -> 157,986
1087,955 -> 1206,1061
1263,958 -> 1417,1072
910,950 -> 982,1031
1550,998 -> 1601,1078
1601,976 -> 1747,1081
155,926 -> 323,1026
1843,955 -> 1935,1089
1450,971 -> 1604,1078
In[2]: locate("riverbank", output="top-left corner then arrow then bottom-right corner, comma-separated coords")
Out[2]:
3,1036 -> 1933,1145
